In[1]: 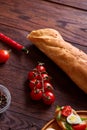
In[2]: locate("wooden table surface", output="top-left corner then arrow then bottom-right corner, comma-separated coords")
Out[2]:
0,0 -> 87,129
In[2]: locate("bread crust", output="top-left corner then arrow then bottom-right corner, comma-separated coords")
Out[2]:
27,28 -> 87,93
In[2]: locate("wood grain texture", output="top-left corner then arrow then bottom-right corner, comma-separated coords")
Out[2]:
0,0 -> 87,129
0,111 -> 44,130
46,0 -> 87,10
0,0 -> 87,47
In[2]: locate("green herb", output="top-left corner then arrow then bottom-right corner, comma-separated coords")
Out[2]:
56,105 -> 61,110
65,122 -> 73,130
56,111 -> 61,120
81,117 -> 87,121
56,106 -> 62,121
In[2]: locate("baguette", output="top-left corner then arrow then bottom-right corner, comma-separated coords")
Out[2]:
27,28 -> 87,93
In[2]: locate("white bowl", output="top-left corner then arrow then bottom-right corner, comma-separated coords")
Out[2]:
0,84 -> 11,113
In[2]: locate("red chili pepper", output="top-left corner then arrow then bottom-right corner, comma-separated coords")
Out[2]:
0,33 -> 29,54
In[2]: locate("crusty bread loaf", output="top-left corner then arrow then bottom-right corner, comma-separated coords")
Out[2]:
27,28 -> 87,93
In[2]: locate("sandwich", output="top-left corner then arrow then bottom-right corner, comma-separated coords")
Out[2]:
55,105 -> 87,130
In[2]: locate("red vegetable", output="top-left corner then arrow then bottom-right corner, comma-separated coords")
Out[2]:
0,33 -> 29,53
41,73 -> 49,81
28,63 -> 55,105
44,82 -> 53,92
28,70 -> 36,80
29,79 -> 42,90
29,79 -> 37,90
72,123 -> 87,130
0,50 -> 10,63
42,91 -> 55,105
30,89 -> 43,101
61,106 -> 72,117
36,63 -> 46,72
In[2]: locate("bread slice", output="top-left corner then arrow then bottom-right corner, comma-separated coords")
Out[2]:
27,28 -> 87,93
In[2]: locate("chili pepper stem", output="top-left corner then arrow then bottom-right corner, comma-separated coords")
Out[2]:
22,47 -> 29,54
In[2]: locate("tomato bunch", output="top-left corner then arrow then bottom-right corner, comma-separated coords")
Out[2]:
28,63 -> 55,105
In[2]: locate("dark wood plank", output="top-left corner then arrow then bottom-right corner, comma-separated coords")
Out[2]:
46,0 -> 87,10
0,111 -> 45,130
0,0 -> 87,48
0,1 -> 87,130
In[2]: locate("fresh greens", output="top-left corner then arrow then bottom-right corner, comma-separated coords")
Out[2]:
81,117 -> 87,121
65,122 -> 73,130
56,111 -> 61,120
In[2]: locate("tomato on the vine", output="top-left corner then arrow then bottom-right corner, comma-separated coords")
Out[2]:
36,64 -> 46,72
30,89 -> 42,100
35,74 -> 42,80
42,91 -> 55,105
0,50 -> 10,63
28,62 -> 55,105
29,79 -> 42,90
41,73 -> 49,81
44,82 -> 53,92
28,71 -> 36,80
35,80 -> 42,89
29,79 -> 37,90
35,73 -> 49,81
61,106 -> 72,117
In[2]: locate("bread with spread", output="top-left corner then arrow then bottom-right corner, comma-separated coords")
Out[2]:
55,105 -> 87,130
27,28 -> 87,93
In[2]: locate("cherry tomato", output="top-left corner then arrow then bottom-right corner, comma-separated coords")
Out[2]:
35,74 -> 42,80
29,79 -> 37,90
35,73 -> 49,81
29,79 -> 42,89
72,123 -> 87,130
0,50 -> 10,63
61,106 -> 72,117
30,89 -> 42,100
44,82 -> 53,92
36,64 -> 46,72
28,71 -> 36,80
42,91 -> 55,105
41,73 -> 49,81
35,80 -> 42,89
